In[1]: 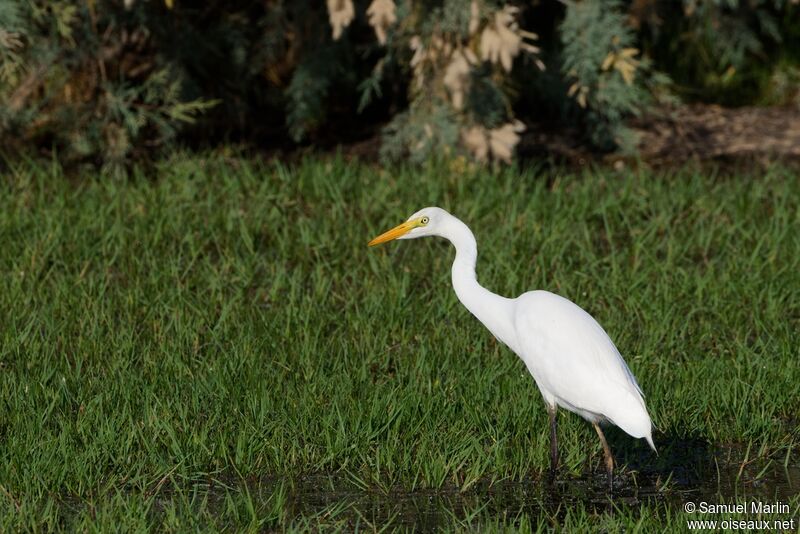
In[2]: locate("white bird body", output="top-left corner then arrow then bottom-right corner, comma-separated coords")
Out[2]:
369,206 -> 655,485
513,291 -> 652,446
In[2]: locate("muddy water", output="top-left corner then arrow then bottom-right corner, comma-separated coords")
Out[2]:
275,440 -> 799,529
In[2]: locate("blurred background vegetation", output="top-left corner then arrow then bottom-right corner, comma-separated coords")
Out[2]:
1,0 -> 798,172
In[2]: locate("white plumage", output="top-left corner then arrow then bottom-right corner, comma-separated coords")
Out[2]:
514,291 -> 654,448
369,207 -> 655,488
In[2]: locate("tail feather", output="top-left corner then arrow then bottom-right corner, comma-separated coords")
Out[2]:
645,431 -> 657,454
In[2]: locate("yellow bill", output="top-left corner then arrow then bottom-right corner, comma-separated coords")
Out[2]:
368,219 -> 421,246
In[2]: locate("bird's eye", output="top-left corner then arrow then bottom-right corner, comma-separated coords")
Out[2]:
420,217 -> 429,225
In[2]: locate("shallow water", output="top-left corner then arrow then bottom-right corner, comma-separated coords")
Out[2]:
134,439 -> 799,530
263,440 -> 799,529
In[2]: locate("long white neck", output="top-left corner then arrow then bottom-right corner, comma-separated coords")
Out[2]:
443,216 -> 519,353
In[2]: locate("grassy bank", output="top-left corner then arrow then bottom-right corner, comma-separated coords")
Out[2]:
0,156 -> 797,531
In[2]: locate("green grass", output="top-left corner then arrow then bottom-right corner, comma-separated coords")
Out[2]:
0,155 -> 798,531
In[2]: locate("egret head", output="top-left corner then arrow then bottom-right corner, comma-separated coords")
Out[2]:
368,207 -> 450,246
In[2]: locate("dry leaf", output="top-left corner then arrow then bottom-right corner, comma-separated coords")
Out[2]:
479,6 -> 541,73
327,0 -> 355,40
480,11 -> 520,72
462,126 -> 489,162
602,47 -> 640,85
462,121 -> 524,163
488,121 -> 524,163
367,0 -> 397,45
0,30 -> 22,52
431,35 -> 452,58
601,52 -> 615,71
444,49 -> 477,110
568,82 -> 589,108
567,82 -> 579,97
469,0 -> 480,35
577,88 -> 588,108
410,36 -> 424,67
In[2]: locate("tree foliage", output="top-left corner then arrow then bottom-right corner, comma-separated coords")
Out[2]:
0,0 -> 797,168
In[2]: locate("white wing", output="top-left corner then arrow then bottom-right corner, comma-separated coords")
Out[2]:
513,290 -> 654,448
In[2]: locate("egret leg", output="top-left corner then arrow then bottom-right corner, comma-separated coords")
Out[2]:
548,406 -> 558,480
593,423 -> 614,492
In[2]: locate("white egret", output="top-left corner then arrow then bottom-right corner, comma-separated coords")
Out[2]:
368,207 -> 655,490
